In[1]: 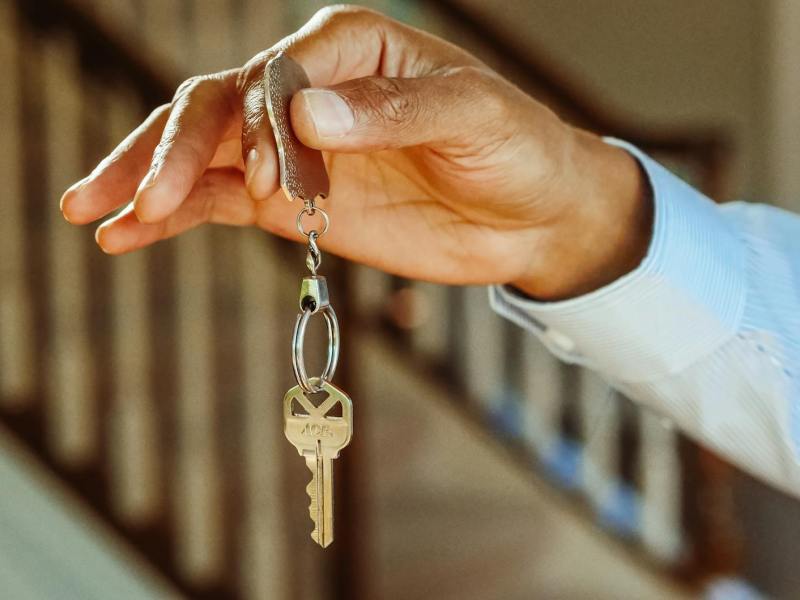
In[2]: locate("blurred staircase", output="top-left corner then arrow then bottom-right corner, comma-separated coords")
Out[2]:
0,0 -> 737,598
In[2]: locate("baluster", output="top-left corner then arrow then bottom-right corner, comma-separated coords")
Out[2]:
352,265 -> 392,321
552,362 -> 584,489
639,410 -> 683,563
42,36 -> 97,468
409,282 -> 449,359
580,371 -> 620,516
498,319 -> 526,437
138,0 -> 225,587
462,286 -> 505,415
238,233 -> 292,600
0,0 -> 35,408
520,333 -> 562,461
105,90 -> 162,527
613,396 -> 642,536
173,225 -> 224,586
208,223 -> 248,597
583,383 -> 644,539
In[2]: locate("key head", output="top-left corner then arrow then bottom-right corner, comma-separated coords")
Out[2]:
264,52 -> 330,203
284,380 -> 353,458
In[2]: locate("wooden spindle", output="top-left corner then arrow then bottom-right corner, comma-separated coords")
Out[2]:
42,36 -> 97,468
640,409 -> 683,564
580,372 -> 620,514
462,286 -> 505,415
173,231 -> 224,586
0,0 -> 35,409
520,335 -> 562,461
409,282 -> 449,358
238,233 -> 292,600
106,90 -> 162,527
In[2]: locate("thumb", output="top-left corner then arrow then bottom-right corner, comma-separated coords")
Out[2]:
290,68 -> 499,152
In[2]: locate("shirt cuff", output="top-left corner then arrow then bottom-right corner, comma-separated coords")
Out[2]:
490,138 -> 747,383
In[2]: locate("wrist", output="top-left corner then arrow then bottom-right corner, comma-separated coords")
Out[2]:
511,129 -> 653,300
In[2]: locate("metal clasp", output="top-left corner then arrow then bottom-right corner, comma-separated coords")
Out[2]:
292,276 -> 340,394
299,275 -> 329,313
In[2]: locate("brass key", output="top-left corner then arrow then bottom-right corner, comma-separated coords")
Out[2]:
267,48 -> 354,549
284,380 -> 353,547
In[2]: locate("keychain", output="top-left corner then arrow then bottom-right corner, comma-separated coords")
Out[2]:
265,52 -> 353,548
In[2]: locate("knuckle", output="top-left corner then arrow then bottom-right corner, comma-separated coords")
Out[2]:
237,55 -> 266,93
353,78 -> 418,126
308,4 -> 383,36
452,65 -> 486,86
453,66 -> 511,119
148,103 -> 171,120
173,73 -> 232,104
172,76 -> 204,101
313,4 -> 375,25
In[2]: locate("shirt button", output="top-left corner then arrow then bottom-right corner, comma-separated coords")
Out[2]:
545,328 -> 576,353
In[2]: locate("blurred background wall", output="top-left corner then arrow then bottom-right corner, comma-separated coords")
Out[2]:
1,1 -> 799,599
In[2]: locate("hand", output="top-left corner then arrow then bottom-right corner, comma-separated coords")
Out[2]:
60,5 -> 650,300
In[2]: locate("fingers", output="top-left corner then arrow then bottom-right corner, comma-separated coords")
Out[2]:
290,67 -> 506,152
237,5 -> 474,196
240,73 -> 280,200
278,6 -> 389,86
66,5 -> 481,234
133,71 -> 241,223
61,104 -> 171,225
235,6 -> 386,199
96,169 -> 256,254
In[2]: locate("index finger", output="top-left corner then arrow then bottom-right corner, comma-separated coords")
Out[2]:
134,71 -> 241,223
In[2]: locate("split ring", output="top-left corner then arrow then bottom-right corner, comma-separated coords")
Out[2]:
296,206 -> 330,238
291,304 -> 340,394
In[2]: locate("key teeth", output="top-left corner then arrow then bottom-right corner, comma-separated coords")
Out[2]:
305,461 -> 324,546
306,478 -> 318,534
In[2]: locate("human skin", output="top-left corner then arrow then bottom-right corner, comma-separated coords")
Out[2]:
60,5 -> 651,300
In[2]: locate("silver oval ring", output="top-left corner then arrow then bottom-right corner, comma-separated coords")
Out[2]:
296,206 -> 330,238
292,304 -> 340,393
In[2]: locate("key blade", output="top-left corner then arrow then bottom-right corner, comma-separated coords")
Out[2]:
305,451 -> 334,548
282,382 -> 350,549
264,52 -> 330,203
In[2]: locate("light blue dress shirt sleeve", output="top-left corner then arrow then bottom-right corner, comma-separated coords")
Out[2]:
490,139 -> 800,496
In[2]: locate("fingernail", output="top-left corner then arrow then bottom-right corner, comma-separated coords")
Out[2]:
245,148 -> 260,187
95,223 -> 113,253
60,191 -> 77,221
137,167 -> 157,192
64,175 -> 89,196
301,90 -> 354,138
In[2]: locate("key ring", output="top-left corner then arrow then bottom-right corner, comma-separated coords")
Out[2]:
296,205 -> 330,238
292,303 -> 340,394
